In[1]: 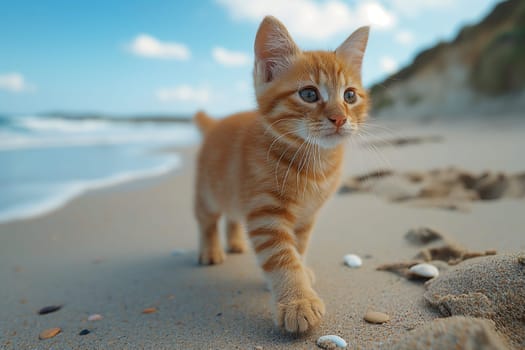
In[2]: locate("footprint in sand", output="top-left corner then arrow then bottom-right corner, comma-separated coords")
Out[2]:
339,168 -> 525,212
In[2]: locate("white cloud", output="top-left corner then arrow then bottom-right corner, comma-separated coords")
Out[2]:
395,30 -> 415,45
379,56 -> 398,74
129,34 -> 190,60
0,73 -> 36,93
361,2 -> 396,29
216,0 -> 396,40
212,47 -> 251,67
156,85 -> 209,103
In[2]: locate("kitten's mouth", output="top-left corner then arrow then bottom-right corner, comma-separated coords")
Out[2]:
311,131 -> 349,149
325,128 -> 351,138
305,126 -> 352,148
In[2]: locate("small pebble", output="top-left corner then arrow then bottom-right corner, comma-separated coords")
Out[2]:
39,327 -> 61,340
87,314 -> 103,321
364,310 -> 390,324
343,254 -> 362,268
38,305 -> 62,315
79,329 -> 90,336
142,307 -> 158,314
254,347 -> 263,350
317,335 -> 347,349
409,263 -> 439,278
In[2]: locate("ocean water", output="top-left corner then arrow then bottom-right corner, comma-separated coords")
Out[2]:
0,114 -> 199,223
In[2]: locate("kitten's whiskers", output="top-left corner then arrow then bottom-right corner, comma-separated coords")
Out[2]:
266,128 -> 302,162
356,130 -> 392,170
281,138 -> 308,195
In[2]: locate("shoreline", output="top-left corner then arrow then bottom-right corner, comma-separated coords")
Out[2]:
0,113 -> 200,225
0,149 -> 188,225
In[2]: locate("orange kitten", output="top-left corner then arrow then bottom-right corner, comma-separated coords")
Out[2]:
194,16 -> 369,333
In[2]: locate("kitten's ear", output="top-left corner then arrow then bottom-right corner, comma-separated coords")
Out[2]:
335,26 -> 370,74
254,16 -> 300,84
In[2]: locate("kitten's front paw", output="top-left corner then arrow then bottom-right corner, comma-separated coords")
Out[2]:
276,295 -> 325,333
198,246 -> 226,265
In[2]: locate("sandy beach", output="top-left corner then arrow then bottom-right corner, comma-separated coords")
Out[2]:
1,118 -> 524,349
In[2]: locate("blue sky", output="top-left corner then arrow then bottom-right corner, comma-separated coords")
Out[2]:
0,0 -> 501,116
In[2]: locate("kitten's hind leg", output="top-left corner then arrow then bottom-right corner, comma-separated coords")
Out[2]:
226,219 -> 248,253
196,205 -> 225,265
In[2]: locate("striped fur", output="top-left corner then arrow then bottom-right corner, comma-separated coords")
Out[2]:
194,16 -> 369,333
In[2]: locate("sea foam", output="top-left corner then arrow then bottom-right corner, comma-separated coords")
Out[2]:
0,155 -> 181,224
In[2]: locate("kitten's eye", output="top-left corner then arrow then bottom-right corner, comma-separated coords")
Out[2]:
299,87 -> 319,103
344,89 -> 357,104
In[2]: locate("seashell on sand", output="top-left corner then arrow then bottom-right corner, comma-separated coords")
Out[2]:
409,263 -> 439,278
317,334 -> 348,349
343,254 -> 362,268
142,307 -> 158,314
87,314 -> 103,321
39,327 -> 61,340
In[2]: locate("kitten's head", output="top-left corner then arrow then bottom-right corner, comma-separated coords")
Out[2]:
254,16 -> 370,149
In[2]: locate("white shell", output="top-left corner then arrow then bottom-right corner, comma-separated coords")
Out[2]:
409,263 -> 439,278
343,254 -> 362,268
87,314 -> 103,321
317,335 -> 348,348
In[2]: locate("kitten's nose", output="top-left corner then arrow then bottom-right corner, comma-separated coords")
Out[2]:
328,115 -> 346,127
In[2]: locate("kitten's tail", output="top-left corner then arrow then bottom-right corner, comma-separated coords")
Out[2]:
194,110 -> 216,135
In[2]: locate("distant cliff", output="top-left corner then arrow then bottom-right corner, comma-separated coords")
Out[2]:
370,0 -> 525,119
